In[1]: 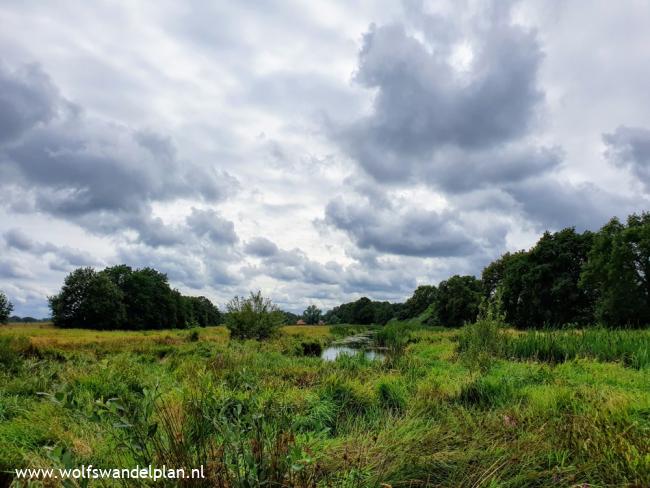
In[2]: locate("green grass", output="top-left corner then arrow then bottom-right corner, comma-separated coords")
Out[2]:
1,323 -> 649,486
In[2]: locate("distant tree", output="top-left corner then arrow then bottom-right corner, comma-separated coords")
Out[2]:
280,310 -> 299,325
49,268 -> 126,329
431,275 -> 482,327
302,305 -> 322,325
326,313 -> 341,325
398,285 -> 437,320
352,297 -> 375,324
373,301 -> 395,325
580,214 -> 650,327
0,291 -> 13,324
184,296 -> 222,327
225,291 -> 284,340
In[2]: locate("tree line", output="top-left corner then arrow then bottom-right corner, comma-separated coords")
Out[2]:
2,211 -> 648,330
48,265 -> 221,329
319,212 -> 650,329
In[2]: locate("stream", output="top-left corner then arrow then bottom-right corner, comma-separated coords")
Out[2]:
321,330 -> 386,361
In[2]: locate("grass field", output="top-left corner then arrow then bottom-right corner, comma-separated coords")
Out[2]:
1,322 -> 649,486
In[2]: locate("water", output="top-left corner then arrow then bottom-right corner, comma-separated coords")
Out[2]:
321,331 -> 386,361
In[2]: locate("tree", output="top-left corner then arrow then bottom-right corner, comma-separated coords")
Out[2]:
352,297 -> 375,324
302,305 -> 322,325
49,268 -> 126,329
431,275 -> 482,327
398,285 -> 437,319
481,228 -> 596,328
225,291 -> 284,340
580,214 -> 650,327
281,310 -> 299,325
0,291 -> 13,324
102,266 -> 178,329
50,265 -> 220,330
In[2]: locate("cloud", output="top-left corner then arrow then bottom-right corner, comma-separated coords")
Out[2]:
244,237 -> 279,257
325,196 -> 479,257
603,126 -> 650,191
504,177 -> 644,231
3,228 -> 99,270
333,4 -> 545,185
186,208 -> 238,245
0,61 -> 60,142
0,60 -> 237,245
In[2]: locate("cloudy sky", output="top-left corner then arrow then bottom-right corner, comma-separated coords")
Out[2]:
1,0 -> 649,317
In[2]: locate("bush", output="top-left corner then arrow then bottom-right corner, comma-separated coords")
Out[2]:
225,291 -> 284,340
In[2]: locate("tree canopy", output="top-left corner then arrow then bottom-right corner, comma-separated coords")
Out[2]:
302,305 -> 322,325
49,265 -> 221,330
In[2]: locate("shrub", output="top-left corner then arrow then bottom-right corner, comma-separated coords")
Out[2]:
225,291 -> 284,340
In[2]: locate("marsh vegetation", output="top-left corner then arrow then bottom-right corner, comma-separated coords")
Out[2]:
1,321 -> 648,487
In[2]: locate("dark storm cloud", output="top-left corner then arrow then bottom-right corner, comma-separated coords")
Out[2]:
0,60 -> 237,245
325,197 -> 478,257
603,126 -> 650,191
334,4 -> 544,184
0,61 -> 59,142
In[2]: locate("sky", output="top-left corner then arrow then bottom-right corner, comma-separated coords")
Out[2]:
1,0 -> 649,317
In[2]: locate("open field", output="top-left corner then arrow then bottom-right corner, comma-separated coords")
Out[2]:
1,323 -> 649,487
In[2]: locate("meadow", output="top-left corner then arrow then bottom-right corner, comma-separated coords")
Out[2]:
1,321 -> 649,487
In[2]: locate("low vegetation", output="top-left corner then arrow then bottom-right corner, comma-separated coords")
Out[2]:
1,322 -> 648,487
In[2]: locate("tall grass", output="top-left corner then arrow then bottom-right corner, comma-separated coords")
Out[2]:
1,323 -> 649,486
504,328 -> 650,368
458,322 -> 650,369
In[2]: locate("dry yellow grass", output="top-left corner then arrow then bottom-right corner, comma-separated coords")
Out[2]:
0,323 -> 330,349
280,325 -> 331,338
0,322 -> 229,349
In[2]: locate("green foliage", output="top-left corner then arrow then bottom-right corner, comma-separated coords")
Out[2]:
49,267 -> 126,329
0,291 -> 13,324
324,297 -> 400,325
458,322 -> 650,369
376,379 -> 406,411
49,265 -> 220,330
225,291 -> 284,340
398,285 -> 437,320
580,213 -> 650,327
457,319 -> 507,373
302,304 -> 322,325
281,310 -> 300,325
488,229 -> 595,328
504,328 -> 650,369
375,321 -> 419,353
0,336 -> 30,373
430,275 -> 482,327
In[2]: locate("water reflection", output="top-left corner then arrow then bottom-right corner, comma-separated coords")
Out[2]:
321,332 -> 385,361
